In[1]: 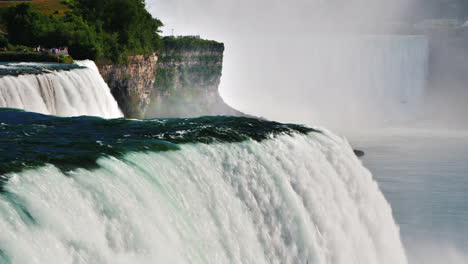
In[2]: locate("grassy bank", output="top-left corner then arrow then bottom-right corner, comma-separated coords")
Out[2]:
0,0 -> 69,16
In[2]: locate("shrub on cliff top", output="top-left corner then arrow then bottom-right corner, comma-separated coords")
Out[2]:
0,34 -> 8,48
161,37 -> 224,53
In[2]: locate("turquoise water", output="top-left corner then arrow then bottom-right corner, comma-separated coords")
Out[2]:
0,108 -> 313,180
0,109 -> 408,264
2,108 -> 464,263
352,129 -> 468,263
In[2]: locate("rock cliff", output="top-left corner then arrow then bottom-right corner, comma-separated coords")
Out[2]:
145,37 -> 242,119
98,54 -> 158,119
99,37 -> 242,119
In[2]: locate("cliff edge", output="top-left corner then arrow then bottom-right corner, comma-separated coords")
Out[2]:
99,37 -> 242,119
98,54 -> 157,119
145,36 -> 242,119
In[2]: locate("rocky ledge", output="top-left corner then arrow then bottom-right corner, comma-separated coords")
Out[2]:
99,37 -> 243,119
98,54 -> 158,119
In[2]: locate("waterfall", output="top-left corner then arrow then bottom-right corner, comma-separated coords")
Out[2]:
0,60 -> 122,118
305,35 -> 429,127
350,36 -> 429,118
0,112 -> 408,264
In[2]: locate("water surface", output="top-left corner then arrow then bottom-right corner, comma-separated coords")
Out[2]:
352,128 -> 468,264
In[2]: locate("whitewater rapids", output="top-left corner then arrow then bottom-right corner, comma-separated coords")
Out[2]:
0,127 -> 407,263
0,61 -> 122,118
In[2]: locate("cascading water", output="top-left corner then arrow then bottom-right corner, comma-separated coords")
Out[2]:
0,61 -> 122,118
0,109 -> 407,264
304,35 -> 429,127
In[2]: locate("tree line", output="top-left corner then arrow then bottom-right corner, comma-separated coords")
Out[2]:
0,0 -> 163,63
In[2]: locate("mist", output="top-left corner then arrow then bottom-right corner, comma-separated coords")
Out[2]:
144,1 -> 468,263
147,0 -> 468,133
147,1 -> 413,129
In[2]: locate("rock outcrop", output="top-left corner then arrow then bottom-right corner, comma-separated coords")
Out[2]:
353,149 -> 365,158
99,37 -> 243,119
98,54 -> 158,118
145,37 -> 242,119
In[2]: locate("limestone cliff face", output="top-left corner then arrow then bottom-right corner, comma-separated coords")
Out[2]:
98,38 -> 242,119
144,38 -> 242,119
98,54 -> 157,118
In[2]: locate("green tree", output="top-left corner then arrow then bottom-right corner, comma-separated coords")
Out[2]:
2,0 -> 163,63
0,34 -> 8,48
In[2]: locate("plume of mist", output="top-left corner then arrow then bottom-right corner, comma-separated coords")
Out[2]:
145,1 -> 468,263
145,0 -> 468,132
406,240 -> 468,264
146,0 -> 418,128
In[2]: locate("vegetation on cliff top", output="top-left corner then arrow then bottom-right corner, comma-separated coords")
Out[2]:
0,1 -> 224,64
0,0 -> 163,63
161,36 -> 224,53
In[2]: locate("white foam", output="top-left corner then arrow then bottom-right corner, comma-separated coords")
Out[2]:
0,132 -> 407,263
0,60 -> 122,118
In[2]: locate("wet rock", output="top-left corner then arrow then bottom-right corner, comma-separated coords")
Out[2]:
353,149 -> 365,157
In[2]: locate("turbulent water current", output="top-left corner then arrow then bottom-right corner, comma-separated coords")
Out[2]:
0,61 -> 122,118
0,109 -> 407,264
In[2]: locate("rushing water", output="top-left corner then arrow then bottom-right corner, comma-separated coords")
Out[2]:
0,109 -> 407,264
0,35 -> 435,263
352,128 -> 468,264
0,61 -> 122,118
304,36 -> 429,124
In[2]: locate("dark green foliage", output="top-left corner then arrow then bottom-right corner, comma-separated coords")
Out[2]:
0,51 -> 63,63
197,54 -> 223,64
161,36 -> 224,53
1,1 -> 162,63
58,54 -> 74,64
6,44 -> 33,52
154,68 -> 176,92
3,3 -> 101,59
158,54 -> 223,64
56,14 -> 101,60
0,34 -> 8,48
71,0 -> 163,61
3,3 -> 51,47
178,65 -> 222,87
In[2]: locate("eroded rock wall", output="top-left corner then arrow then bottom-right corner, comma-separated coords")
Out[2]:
99,38 -> 243,119
98,54 -> 158,118
145,40 -> 242,119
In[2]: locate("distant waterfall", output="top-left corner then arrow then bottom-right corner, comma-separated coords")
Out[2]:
0,60 -> 122,118
355,36 -> 429,117
306,35 -> 429,126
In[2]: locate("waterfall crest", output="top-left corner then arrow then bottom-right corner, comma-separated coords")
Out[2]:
0,60 -> 122,118
0,115 -> 408,263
